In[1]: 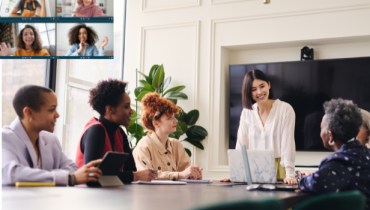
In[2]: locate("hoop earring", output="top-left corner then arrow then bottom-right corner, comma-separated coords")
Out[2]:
328,140 -> 335,146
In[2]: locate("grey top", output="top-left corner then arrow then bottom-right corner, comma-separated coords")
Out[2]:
15,0 -> 41,15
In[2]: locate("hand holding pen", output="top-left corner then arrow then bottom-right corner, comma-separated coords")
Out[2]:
142,160 -> 157,174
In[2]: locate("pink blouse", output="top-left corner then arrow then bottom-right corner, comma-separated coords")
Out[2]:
74,5 -> 105,17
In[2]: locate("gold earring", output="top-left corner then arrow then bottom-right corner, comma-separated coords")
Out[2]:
29,118 -> 32,123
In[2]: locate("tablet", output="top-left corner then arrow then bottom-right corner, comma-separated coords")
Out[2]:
98,152 -> 129,176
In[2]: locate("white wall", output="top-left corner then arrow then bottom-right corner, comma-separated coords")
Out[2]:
57,23 -> 114,52
124,0 -> 370,180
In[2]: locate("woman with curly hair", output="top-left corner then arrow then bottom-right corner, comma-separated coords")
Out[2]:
358,109 -> 370,148
75,79 -> 157,185
72,0 -> 105,17
133,93 -> 203,180
0,25 -> 49,56
65,23 -> 108,56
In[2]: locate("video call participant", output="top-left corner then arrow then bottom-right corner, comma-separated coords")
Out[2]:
0,25 -> 50,56
2,85 -> 102,186
221,69 -> 297,185
358,109 -> 370,148
10,0 -> 46,17
65,23 -> 108,56
133,93 -> 203,180
299,99 -> 370,209
73,0 -> 105,17
76,79 -> 157,184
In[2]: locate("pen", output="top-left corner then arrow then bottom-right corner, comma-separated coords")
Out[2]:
142,160 -> 157,174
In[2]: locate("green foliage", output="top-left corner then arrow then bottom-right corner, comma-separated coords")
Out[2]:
127,64 -> 208,157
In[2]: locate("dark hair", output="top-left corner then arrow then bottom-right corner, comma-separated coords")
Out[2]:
242,69 -> 274,110
13,85 -> 53,119
323,98 -> 363,143
88,79 -> 128,116
16,25 -> 44,52
68,23 -> 99,46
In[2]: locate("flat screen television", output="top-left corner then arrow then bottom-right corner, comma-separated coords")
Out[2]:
229,57 -> 370,151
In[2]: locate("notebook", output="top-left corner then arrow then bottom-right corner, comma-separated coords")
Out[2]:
131,180 -> 187,185
228,146 -> 276,184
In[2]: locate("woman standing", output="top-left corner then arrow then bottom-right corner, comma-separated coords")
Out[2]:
222,69 -> 297,184
76,79 -> 156,184
10,0 -> 46,17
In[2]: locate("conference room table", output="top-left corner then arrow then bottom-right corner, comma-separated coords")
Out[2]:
2,181 -> 311,210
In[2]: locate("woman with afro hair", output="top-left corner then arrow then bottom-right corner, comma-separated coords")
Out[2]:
75,79 -> 157,185
65,23 -> 108,56
133,93 -> 203,180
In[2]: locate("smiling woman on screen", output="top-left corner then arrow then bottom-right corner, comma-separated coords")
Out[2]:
65,23 -> 108,56
221,69 -> 297,185
72,0 -> 105,17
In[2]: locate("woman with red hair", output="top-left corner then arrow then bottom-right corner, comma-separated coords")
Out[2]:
133,93 -> 203,180
72,0 -> 105,17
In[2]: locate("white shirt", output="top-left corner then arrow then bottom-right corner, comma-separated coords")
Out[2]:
235,99 -> 296,178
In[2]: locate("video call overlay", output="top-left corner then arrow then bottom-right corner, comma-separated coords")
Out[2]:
0,0 -> 114,59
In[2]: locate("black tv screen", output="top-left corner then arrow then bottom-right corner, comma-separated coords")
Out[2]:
229,57 -> 370,151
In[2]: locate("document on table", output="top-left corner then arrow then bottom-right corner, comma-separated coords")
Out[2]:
178,179 -> 212,183
131,180 -> 187,185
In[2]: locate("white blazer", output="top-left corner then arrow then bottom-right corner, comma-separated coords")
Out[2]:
2,117 -> 78,185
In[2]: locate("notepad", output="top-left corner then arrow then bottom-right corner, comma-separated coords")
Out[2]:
178,179 -> 212,183
131,180 -> 187,185
15,182 -> 56,187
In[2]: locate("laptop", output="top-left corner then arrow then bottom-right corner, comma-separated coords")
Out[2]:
228,146 -> 276,184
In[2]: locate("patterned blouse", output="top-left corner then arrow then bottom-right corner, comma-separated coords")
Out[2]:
299,138 -> 370,210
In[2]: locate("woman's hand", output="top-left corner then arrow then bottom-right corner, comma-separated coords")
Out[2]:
190,166 -> 203,180
220,178 -> 231,182
0,42 -> 12,56
300,170 -> 314,177
73,12 -> 86,17
133,169 -> 157,181
74,159 -> 103,185
99,36 -> 108,49
179,165 -> 201,180
284,177 -> 298,185
77,41 -> 87,55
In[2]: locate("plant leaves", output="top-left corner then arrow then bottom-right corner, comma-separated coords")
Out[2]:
168,133 -> 176,138
128,123 -> 144,136
175,107 -> 186,121
178,120 -> 188,133
184,139 -> 204,150
168,99 -> 177,105
163,85 -> 185,96
136,70 -> 152,85
186,125 -> 208,140
152,64 -> 165,88
162,77 -> 171,92
149,64 -> 159,80
144,84 -> 155,92
134,87 -> 147,97
164,92 -> 188,100
184,148 -> 192,157
139,80 -> 149,86
185,110 -> 199,126
129,110 -> 138,126
136,90 -> 151,102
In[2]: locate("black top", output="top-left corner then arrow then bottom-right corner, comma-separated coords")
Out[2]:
80,116 -> 136,183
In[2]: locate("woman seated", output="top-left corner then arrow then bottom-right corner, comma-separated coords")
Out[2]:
76,79 -> 157,184
358,109 -> 370,148
10,0 -> 46,17
65,23 -> 108,56
299,98 -> 370,209
2,85 -> 102,186
0,25 -> 50,56
73,0 -> 105,17
133,93 -> 202,180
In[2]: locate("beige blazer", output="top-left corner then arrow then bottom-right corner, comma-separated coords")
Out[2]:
133,133 -> 190,180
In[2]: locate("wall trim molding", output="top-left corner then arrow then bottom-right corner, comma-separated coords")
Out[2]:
142,0 -> 201,12
211,0 -> 256,5
207,3 -> 370,172
140,21 -> 200,162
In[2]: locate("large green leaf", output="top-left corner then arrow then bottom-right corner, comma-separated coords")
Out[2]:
139,80 -> 149,86
149,64 -> 159,80
184,148 -> 192,157
136,90 -> 151,102
144,84 -> 155,92
168,133 -> 176,138
136,70 -> 152,85
184,139 -> 204,150
186,125 -> 208,141
164,92 -> 188,100
162,77 -> 171,92
178,120 -> 188,133
185,110 -> 199,126
134,87 -> 147,97
128,123 -> 144,136
163,85 -> 185,96
129,110 -> 138,126
168,99 -> 177,105
152,64 -> 165,88
175,107 -> 186,121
